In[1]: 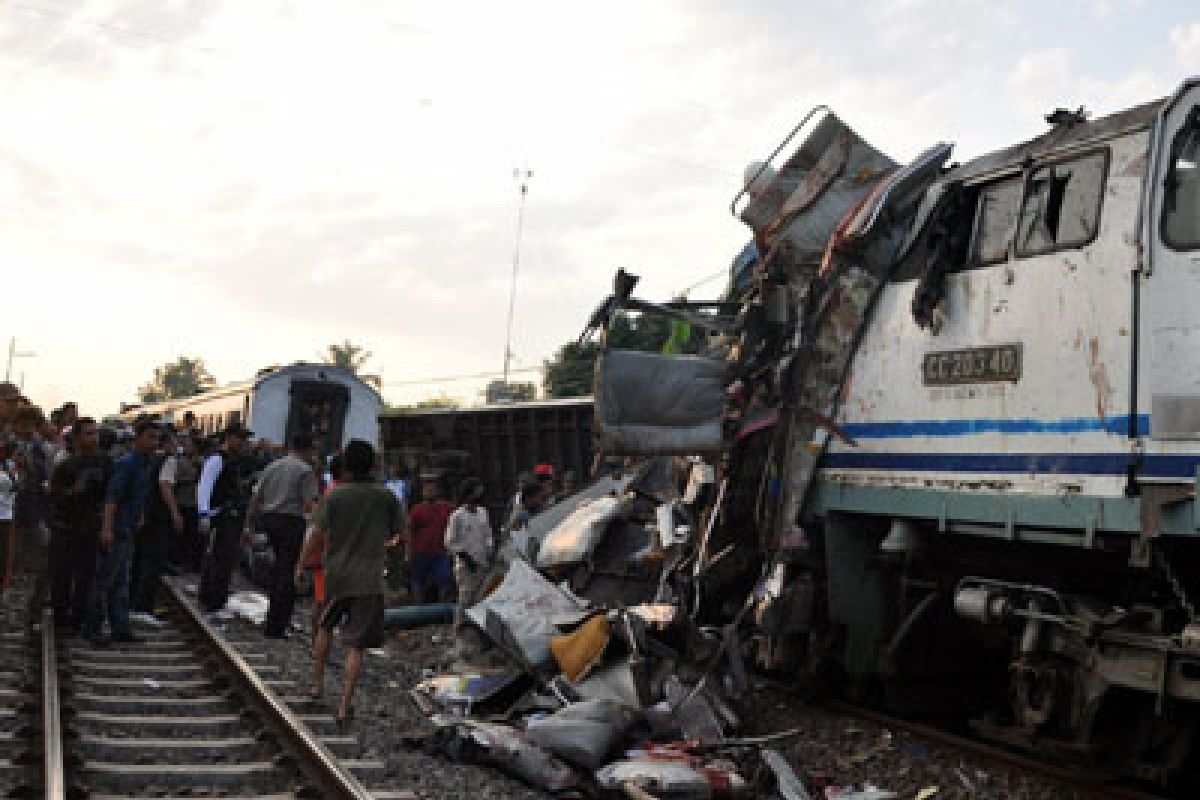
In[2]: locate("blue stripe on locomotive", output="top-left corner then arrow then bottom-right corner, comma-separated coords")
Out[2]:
823,414 -> 1200,478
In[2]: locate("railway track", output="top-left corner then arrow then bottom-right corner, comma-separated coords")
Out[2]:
32,575 -> 413,799
0,573 -> 45,799
828,701 -> 1171,800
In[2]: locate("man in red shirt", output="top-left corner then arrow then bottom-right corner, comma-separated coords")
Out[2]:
405,477 -> 455,603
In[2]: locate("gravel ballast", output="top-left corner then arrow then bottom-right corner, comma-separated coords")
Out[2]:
184,573 -> 1116,799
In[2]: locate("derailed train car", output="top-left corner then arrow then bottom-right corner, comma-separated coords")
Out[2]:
587,77 -> 1200,785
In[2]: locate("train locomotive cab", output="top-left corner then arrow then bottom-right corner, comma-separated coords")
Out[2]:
761,78 -> 1200,788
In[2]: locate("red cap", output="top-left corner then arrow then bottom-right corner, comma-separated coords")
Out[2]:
534,463 -> 554,477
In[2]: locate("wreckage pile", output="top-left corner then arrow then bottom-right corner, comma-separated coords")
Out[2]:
406,461 -> 822,799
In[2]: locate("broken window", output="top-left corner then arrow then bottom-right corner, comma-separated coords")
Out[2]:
1015,150 -> 1107,256
968,176 -> 1022,264
1163,106 -> 1200,250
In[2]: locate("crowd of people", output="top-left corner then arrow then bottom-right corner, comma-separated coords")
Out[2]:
0,378 -> 583,724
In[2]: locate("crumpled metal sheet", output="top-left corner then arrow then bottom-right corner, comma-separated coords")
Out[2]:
741,111 -> 896,262
537,496 -> 627,569
466,559 -> 588,668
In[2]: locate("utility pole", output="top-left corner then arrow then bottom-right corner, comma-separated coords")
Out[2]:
503,167 -> 533,386
4,337 -> 35,384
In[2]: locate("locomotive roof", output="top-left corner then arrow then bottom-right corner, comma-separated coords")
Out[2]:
945,98 -> 1164,184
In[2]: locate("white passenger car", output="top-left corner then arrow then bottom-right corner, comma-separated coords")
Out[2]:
126,363 -> 382,453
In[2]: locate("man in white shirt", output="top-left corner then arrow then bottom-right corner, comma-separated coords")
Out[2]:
196,423 -> 253,615
443,478 -> 492,644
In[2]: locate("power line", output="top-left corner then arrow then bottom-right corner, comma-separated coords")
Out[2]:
384,365 -> 542,388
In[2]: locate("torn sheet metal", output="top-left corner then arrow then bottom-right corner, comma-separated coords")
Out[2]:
538,495 -> 627,569
572,660 -> 646,709
740,111 -> 895,260
526,472 -> 635,544
769,143 -> 952,549
664,675 -> 725,743
466,559 -> 588,669
428,716 -> 579,793
596,349 -> 731,456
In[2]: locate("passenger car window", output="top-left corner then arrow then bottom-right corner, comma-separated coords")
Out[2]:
969,177 -> 1022,264
1016,150 -> 1107,256
1163,107 -> 1200,250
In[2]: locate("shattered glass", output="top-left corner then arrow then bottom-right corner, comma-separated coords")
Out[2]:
1016,150 -> 1106,254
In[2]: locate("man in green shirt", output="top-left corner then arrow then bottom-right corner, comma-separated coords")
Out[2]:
296,439 -> 403,723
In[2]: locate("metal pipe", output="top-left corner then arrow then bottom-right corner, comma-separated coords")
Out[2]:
41,608 -> 65,800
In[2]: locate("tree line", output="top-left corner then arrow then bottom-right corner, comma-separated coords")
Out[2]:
137,340 -> 377,403
137,320 -> 701,409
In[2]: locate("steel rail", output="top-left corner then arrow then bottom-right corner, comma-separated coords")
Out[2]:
828,700 -> 1169,800
160,577 -> 374,800
41,608 -> 65,800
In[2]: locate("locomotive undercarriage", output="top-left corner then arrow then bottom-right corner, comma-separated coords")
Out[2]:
764,515 -> 1200,787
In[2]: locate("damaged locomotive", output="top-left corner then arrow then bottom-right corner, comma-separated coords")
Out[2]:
586,77 -> 1200,787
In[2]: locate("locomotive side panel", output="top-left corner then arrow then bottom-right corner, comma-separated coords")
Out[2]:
823,131 -> 1148,500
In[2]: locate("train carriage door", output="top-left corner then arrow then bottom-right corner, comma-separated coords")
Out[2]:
1143,81 -> 1200,446
286,381 -> 350,459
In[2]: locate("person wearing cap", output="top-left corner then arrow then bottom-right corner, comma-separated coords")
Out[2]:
444,477 -> 492,648
84,416 -> 158,645
247,433 -> 319,638
196,422 -> 254,615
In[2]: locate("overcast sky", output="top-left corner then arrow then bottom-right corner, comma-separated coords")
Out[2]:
2,0 -> 1199,415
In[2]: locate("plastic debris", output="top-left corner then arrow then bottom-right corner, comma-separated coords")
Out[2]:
224,591 -> 270,625
597,759 -> 749,799
915,787 -> 939,800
